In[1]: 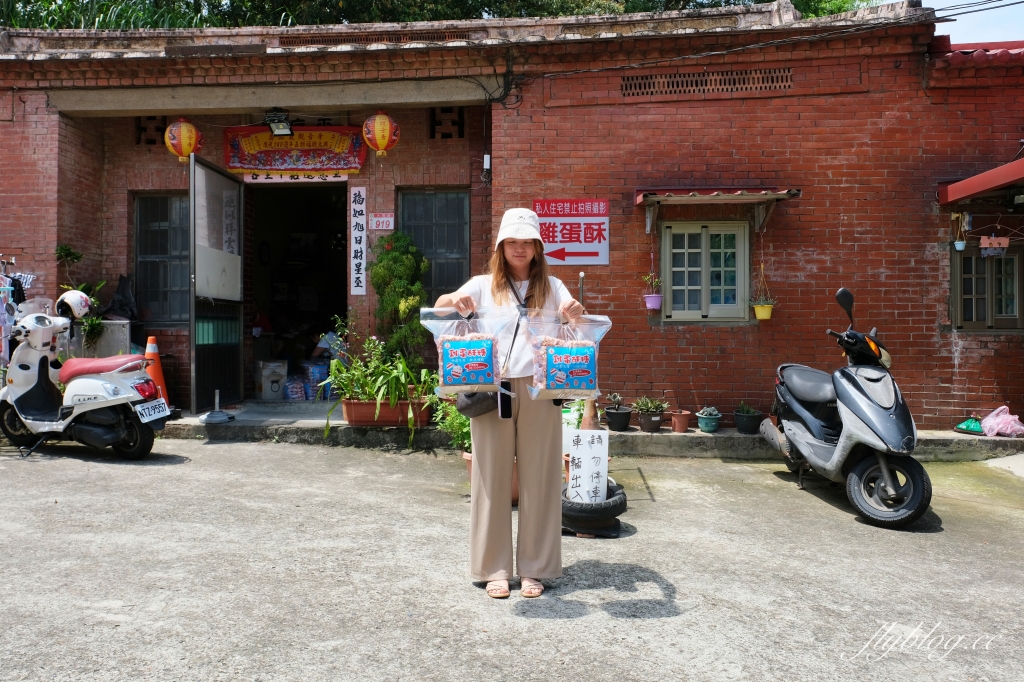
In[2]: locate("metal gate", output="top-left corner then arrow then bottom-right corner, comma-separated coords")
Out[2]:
189,155 -> 244,413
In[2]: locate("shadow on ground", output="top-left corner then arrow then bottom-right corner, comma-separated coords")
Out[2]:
513,559 -> 691,620
0,443 -> 190,467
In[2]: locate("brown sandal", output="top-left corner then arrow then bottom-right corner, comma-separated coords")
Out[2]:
486,580 -> 510,599
520,578 -> 544,598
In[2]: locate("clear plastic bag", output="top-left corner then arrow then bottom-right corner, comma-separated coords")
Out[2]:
980,406 -> 1024,437
420,307 -> 518,395
525,310 -> 612,400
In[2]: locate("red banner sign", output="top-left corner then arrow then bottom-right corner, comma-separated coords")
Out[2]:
533,199 -> 610,265
224,126 -> 366,182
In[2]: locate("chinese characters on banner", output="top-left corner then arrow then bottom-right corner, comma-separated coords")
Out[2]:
533,199 -> 610,266
222,190 -> 239,255
224,126 -> 366,182
350,186 -> 368,296
369,212 -> 394,230
563,428 -> 609,503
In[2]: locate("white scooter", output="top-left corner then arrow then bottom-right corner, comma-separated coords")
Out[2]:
0,292 -> 168,459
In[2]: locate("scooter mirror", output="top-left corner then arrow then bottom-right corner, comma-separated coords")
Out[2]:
835,288 -> 854,323
4,302 -> 14,316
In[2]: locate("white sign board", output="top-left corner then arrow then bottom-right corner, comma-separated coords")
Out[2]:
563,428 -> 609,503
534,199 -> 610,266
369,212 -> 394,231
350,186 -> 367,296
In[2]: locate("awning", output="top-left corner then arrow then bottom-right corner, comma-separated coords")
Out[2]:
938,157 -> 1024,206
634,187 -> 802,233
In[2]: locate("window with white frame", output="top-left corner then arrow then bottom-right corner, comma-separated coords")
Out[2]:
952,245 -> 1022,330
660,222 -> 749,321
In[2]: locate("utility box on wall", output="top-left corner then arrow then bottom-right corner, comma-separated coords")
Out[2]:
67,320 -> 132,359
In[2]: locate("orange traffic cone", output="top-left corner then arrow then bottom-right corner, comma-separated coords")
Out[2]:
145,336 -> 170,404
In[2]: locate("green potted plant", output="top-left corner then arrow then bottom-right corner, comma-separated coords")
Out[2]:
642,273 -> 662,311
633,396 -> 669,433
751,262 -> 776,321
696,406 -> 721,433
368,232 -> 431,367
604,392 -> 633,432
325,336 -> 437,447
734,401 -> 764,434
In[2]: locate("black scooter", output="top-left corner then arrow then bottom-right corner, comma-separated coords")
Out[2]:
760,288 -> 932,529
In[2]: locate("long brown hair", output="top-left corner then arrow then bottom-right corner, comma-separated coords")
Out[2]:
489,239 -> 552,309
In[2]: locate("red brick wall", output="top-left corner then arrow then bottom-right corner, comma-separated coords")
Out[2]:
491,25 -> 1024,429
0,92 -> 59,297
57,115 -> 105,288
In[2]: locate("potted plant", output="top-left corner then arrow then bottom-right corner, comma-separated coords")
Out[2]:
751,262 -> 776,320
751,295 -> 777,320
696,406 -> 721,433
604,393 -> 633,432
427,395 -> 519,505
642,273 -> 662,311
633,396 -> 669,433
325,336 -> 437,447
734,401 -> 764,434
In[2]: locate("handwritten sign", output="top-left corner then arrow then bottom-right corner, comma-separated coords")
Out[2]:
563,428 -> 609,503
350,186 -> 368,296
369,212 -> 394,231
534,199 -> 610,266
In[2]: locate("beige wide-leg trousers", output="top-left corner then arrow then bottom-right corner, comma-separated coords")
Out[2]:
469,376 -> 563,581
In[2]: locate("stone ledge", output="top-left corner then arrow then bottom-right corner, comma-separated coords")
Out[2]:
155,419 -> 1024,462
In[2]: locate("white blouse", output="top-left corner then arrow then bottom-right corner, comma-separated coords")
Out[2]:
454,275 -> 572,379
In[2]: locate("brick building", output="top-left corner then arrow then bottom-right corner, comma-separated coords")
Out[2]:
1,1 -> 1022,425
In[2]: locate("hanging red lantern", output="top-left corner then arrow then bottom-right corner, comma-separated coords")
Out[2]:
362,111 -> 400,157
164,118 -> 204,163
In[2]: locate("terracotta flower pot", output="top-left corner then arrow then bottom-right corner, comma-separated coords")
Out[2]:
464,452 -> 519,506
342,399 -> 433,427
670,410 -> 691,433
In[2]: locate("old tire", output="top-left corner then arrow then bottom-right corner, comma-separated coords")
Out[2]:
113,412 -> 154,460
0,402 -> 38,447
562,482 -> 627,521
846,455 -> 931,529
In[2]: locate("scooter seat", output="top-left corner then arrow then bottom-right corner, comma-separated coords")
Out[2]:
59,354 -> 148,384
782,366 -> 836,404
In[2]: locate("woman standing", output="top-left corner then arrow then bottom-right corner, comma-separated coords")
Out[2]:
435,208 -> 585,599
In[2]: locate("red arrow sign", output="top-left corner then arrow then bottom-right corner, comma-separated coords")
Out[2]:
545,247 -> 600,261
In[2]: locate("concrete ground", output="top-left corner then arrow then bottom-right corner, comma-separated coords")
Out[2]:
1,440 -> 1022,682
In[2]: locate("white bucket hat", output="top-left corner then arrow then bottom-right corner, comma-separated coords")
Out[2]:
495,208 -> 542,250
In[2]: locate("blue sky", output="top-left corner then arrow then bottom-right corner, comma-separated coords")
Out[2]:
928,1 -> 1024,44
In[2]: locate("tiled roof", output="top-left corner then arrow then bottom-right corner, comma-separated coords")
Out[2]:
930,37 -> 1024,69
0,1 -> 932,62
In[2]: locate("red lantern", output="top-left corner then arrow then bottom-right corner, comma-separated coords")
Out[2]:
164,118 -> 204,163
362,111 -> 400,157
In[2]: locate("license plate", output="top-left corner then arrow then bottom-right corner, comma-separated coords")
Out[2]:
135,399 -> 169,423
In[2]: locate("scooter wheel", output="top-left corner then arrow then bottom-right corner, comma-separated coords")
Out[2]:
112,412 -> 155,460
846,455 -> 932,529
0,403 -> 38,447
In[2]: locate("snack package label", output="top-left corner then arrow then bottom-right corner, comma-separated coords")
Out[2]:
546,345 -> 597,390
442,339 -> 496,386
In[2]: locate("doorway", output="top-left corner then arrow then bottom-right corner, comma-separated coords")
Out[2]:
249,185 -> 349,379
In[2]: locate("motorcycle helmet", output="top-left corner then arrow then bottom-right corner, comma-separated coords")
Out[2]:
57,290 -> 91,320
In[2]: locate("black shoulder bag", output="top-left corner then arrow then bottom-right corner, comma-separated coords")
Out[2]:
455,277 -> 526,419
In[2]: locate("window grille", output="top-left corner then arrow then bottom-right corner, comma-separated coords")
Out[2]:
399,191 -> 470,306
136,196 -> 190,323
430,107 -> 464,139
661,222 -> 748,322
621,68 -> 792,98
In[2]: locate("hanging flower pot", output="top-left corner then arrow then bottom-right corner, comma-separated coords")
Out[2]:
751,262 -> 776,322
752,303 -> 774,320
642,273 -> 662,311
953,240 -> 967,251
644,294 -> 663,311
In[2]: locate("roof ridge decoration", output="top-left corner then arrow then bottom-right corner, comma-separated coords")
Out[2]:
0,0 -> 934,62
